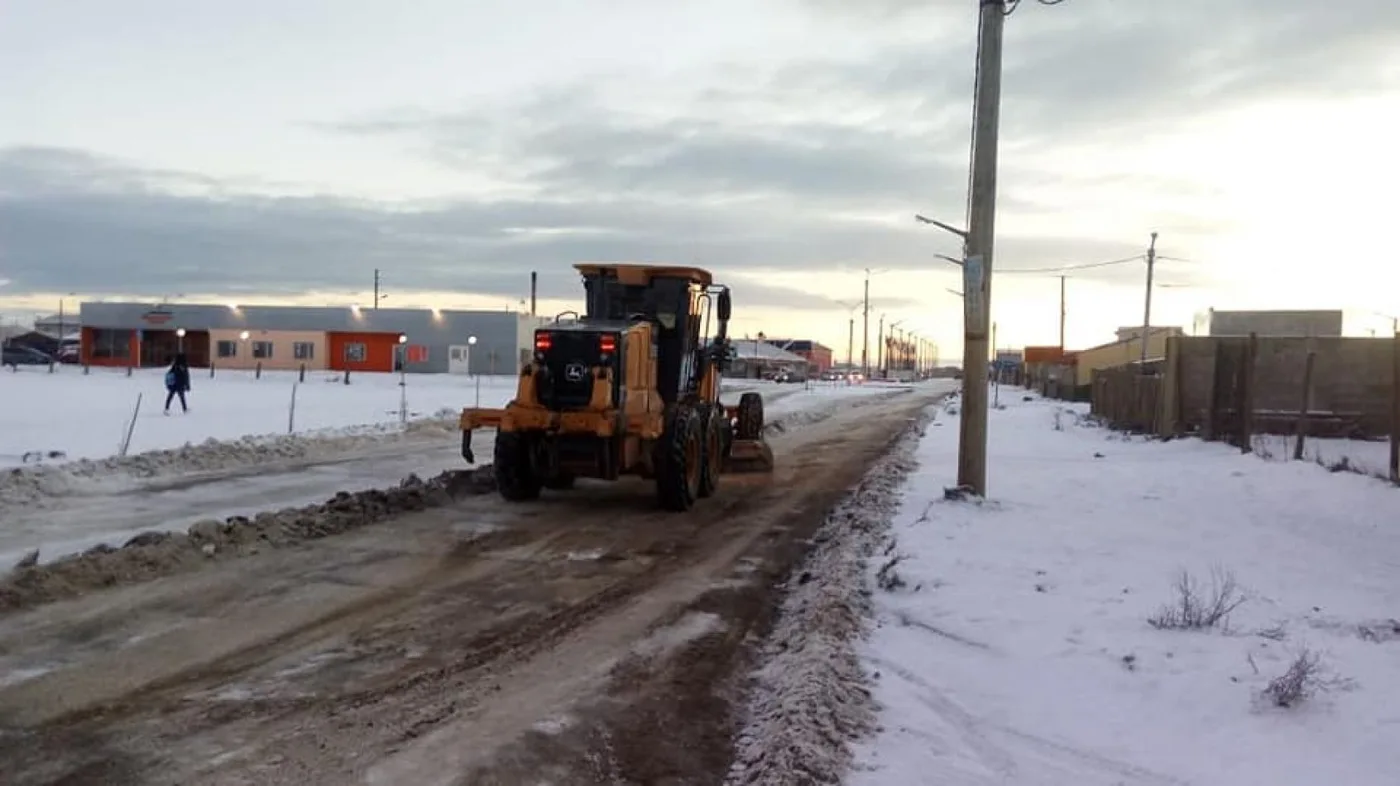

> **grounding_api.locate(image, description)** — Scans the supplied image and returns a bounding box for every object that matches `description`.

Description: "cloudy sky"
[2,0,1397,361]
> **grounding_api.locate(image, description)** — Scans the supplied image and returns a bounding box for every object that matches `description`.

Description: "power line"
[996,254,1145,275]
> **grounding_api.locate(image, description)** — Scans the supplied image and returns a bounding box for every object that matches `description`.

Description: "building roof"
[710,339,805,363]
[761,338,829,352]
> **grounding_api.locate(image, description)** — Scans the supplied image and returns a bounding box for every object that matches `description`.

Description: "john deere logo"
[564,362,587,382]
[141,308,174,325]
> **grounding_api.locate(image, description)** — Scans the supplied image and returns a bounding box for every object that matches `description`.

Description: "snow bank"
[724,400,933,786]
[851,389,1400,786]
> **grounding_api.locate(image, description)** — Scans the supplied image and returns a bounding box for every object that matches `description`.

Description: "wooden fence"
[1086,333,1400,483]
[1090,368,1163,434]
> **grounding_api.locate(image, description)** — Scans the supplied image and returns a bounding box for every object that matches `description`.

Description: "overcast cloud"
[1,0,1397,322]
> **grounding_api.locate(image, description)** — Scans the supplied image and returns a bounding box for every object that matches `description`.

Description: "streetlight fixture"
[175,327,186,355]
[467,335,480,406]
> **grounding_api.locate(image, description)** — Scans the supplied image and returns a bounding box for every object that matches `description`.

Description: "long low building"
[78,302,545,374]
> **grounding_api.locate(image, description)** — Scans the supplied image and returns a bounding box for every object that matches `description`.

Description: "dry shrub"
[1148,566,1246,631]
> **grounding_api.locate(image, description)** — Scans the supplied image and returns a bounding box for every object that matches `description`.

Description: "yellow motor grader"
[459,263,774,511]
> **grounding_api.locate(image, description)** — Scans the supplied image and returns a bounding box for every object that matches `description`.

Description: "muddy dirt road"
[0,385,946,786]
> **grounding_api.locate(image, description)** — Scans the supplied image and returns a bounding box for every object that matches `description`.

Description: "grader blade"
[723,437,775,474]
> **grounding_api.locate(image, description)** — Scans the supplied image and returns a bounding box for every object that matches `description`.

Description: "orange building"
[327,331,402,373]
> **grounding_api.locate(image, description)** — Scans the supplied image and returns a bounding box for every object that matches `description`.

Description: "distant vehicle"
[56,337,81,363]
[2,345,55,367]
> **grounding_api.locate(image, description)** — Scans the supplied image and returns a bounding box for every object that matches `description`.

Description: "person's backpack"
[165,369,177,388]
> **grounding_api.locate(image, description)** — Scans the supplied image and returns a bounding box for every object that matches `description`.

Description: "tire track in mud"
[0,386,938,786]
[451,397,941,785]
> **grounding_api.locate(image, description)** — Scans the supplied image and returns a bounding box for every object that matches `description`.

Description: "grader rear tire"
[494,431,542,501]
[698,408,723,498]
[736,392,764,440]
[656,407,703,511]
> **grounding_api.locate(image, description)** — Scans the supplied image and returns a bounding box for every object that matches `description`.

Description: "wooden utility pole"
[1058,275,1066,350]
[1139,231,1158,369]
[861,271,871,378]
[957,0,1006,496]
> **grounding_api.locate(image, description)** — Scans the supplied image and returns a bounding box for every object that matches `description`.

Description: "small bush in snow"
[1262,649,1323,708]
[876,555,906,591]
[1148,567,1246,631]
[1053,409,1064,431]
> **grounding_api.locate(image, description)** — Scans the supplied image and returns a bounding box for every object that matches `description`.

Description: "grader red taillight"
[599,333,617,357]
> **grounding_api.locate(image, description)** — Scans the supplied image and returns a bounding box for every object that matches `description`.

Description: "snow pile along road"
[0,414,462,515]
[848,391,1400,786]
[724,405,933,786]
[0,467,497,614]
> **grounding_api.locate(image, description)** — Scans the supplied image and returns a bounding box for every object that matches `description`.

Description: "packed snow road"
[0,384,946,786]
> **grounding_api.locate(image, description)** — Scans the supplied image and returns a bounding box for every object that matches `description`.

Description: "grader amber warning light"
[459,263,774,511]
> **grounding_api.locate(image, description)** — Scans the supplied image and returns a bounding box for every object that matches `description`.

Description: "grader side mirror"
[717,288,732,322]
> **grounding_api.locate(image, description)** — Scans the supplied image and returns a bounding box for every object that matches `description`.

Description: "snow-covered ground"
[851,392,1400,785]
[0,366,517,467]
[1252,432,1393,479]
[0,375,906,569]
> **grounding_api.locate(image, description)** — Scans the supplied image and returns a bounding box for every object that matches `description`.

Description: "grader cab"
[459,263,773,511]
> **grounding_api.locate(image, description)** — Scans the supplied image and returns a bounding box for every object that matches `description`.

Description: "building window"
[91,329,132,359]
[216,340,238,358]
[293,342,315,360]
[344,342,367,362]
[252,341,274,359]
[406,344,428,364]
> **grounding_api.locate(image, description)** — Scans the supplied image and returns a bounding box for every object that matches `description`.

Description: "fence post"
[1159,336,1180,437]
[288,383,299,435]
[119,393,143,456]
[256,362,263,379]
[1203,341,1220,441]
[209,362,215,378]
[1293,350,1316,461]
[1240,333,1258,453]
[299,363,306,383]
[1390,331,1399,483]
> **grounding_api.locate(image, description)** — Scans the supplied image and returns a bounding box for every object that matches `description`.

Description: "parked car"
[2,345,55,367]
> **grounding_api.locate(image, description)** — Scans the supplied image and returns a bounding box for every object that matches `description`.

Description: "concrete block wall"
[1172,336,1396,437]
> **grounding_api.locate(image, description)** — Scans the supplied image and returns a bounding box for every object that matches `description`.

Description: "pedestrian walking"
[163,355,191,414]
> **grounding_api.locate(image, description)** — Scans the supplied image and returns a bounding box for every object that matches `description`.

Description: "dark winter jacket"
[165,364,191,392]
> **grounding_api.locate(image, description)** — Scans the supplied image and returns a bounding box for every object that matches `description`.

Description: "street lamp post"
[467,335,479,407]
[175,328,186,357]
[397,333,409,423]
